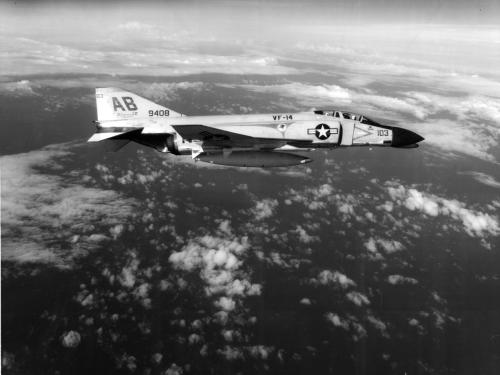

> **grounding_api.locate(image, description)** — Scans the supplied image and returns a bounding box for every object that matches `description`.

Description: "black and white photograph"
[1,0,499,374]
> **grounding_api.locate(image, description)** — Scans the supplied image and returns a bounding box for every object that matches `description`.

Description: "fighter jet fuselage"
[88,88,424,167]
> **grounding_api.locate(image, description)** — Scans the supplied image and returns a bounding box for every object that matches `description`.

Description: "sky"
[1,0,500,77]
[2,1,500,374]
[2,0,500,22]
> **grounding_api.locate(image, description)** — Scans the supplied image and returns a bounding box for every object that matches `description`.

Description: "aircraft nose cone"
[392,127,425,147]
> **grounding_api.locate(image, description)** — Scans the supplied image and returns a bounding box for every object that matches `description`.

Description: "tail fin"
[95,87,183,123]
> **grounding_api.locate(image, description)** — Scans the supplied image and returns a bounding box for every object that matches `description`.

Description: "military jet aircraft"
[88,88,424,167]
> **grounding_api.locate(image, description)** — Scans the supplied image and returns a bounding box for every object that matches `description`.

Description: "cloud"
[115,21,175,41]
[346,291,370,307]
[0,80,38,96]
[169,235,245,272]
[367,315,388,337]
[293,225,318,243]
[0,77,208,116]
[119,259,140,289]
[1,144,137,266]
[287,184,334,209]
[410,119,498,162]
[386,182,499,238]
[0,32,295,76]
[377,239,404,254]
[312,270,356,289]
[61,331,81,348]
[248,345,274,360]
[325,312,384,339]
[291,25,500,94]
[355,93,430,120]
[109,224,125,240]
[217,346,244,360]
[125,81,206,103]
[251,198,278,220]
[216,296,236,312]
[325,313,350,330]
[364,237,403,261]
[229,81,425,123]
[238,82,351,107]
[165,363,183,375]
[169,234,261,310]
[460,171,500,189]
[387,275,419,285]
[232,81,498,138]
[404,189,440,216]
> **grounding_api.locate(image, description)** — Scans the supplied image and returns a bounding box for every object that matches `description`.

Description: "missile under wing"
[88,88,424,167]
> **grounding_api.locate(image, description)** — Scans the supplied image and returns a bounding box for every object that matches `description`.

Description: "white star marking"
[317,124,329,139]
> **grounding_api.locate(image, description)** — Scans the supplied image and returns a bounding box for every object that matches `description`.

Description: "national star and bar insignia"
[307,123,332,140]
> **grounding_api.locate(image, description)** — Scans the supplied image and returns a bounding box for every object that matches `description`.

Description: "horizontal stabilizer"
[87,128,143,142]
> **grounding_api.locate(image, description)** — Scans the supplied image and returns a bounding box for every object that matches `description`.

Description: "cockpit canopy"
[314,109,381,126]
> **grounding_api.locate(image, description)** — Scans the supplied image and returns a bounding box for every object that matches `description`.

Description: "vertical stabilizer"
[95,87,183,123]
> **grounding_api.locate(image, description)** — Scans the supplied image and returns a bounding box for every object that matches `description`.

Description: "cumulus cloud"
[386,182,499,238]
[325,312,382,339]
[312,270,356,289]
[325,312,350,330]
[61,331,81,348]
[404,189,440,216]
[293,225,318,243]
[169,235,246,272]
[287,184,334,210]
[346,291,370,307]
[1,144,137,266]
[119,259,140,289]
[165,363,183,375]
[367,315,389,337]
[248,345,274,360]
[169,234,261,310]
[109,224,125,240]
[387,275,419,285]
[217,346,244,360]
[251,198,278,220]
[216,296,236,312]
[364,237,403,255]
[378,239,404,254]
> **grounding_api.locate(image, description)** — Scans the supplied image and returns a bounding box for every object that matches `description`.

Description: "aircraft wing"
[172,124,268,148]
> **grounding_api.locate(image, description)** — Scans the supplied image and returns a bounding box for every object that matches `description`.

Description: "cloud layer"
[1,144,137,266]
